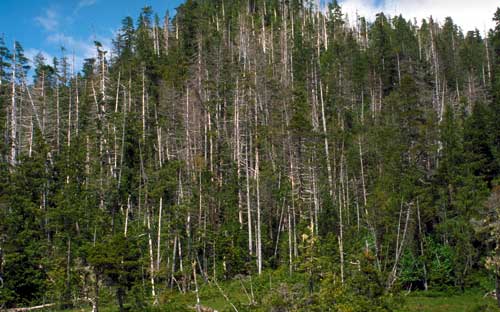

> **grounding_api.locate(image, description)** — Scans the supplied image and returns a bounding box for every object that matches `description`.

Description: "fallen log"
[5,303,55,312]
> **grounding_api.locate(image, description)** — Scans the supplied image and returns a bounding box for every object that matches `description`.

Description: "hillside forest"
[2,1,500,311]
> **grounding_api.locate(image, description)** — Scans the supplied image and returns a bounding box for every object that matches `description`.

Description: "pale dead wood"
[5,303,55,312]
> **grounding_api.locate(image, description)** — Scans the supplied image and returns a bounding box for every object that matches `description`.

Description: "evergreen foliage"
[1,1,500,310]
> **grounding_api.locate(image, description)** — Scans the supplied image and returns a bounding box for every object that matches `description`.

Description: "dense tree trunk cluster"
[1,0,500,310]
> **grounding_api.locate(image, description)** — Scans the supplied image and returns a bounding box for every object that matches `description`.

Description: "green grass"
[40,292,500,312]
[37,291,500,312]
[163,281,500,312]
[23,275,500,312]
[160,277,259,311]
[399,291,500,312]
[167,288,500,312]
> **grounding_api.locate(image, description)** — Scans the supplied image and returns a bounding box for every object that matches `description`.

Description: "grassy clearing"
[399,291,500,312]
[163,288,500,312]
[24,276,500,312]
[32,292,500,312]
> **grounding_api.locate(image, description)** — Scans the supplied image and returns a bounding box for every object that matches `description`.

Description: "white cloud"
[25,48,54,66]
[77,0,98,10]
[31,2,112,73]
[339,0,381,24]
[340,0,498,33]
[47,33,95,58]
[35,9,59,32]
[46,33,112,70]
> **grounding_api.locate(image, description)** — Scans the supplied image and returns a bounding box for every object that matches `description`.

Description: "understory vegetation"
[2,0,500,311]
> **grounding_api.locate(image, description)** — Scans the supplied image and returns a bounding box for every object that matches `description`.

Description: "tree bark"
[147,207,157,303]
[10,43,16,167]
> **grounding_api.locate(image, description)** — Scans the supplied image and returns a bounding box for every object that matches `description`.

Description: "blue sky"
[0,0,184,69]
[0,0,497,71]
[339,0,497,33]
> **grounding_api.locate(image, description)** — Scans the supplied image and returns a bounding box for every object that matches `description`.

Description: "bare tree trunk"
[100,50,106,100]
[21,76,50,167]
[114,71,121,113]
[255,147,262,275]
[142,68,146,142]
[274,199,285,258]
[67,70,72,149]
[245,140,253,256]
[40,71,46,133]
[156,116,163,169]
[171,234,178,289]
[74,54,79,136]
[28,114,33,158]
[185,87,192,174]
[147,207,158,304]
[5,303,56,312]
[235,79,243,226]
[10,45,16,167]
[124,195,130,237]
[178,236,184,288]
[358,137,367,207]
[338,151,345,285]
[388,201,411,289]
[319,81,334,199]
[429,21,441,120]
[193,261,201,312]
[56,78,60,152]
[157,197,162,271]
[396,53,401,85]
[485,35,492,83]
[358,134,380,269]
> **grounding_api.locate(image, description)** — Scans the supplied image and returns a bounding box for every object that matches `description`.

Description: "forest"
[1,0,500,311]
